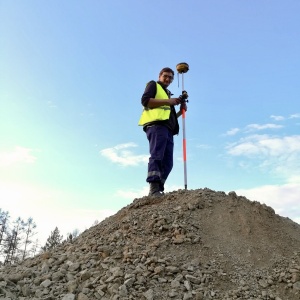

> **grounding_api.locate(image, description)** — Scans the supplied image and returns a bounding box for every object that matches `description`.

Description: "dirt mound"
[1,188,300,299]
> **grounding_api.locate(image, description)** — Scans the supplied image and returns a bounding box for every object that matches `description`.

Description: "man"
[138,67,187,197]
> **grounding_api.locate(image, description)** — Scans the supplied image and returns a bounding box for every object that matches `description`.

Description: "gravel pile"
[0,188,300,299]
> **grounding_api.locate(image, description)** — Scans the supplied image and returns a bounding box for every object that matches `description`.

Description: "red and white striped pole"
[176,63,189,190]
[181,100,188,190]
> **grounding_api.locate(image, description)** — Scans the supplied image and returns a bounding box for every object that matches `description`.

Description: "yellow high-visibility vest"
[138,83,171,126]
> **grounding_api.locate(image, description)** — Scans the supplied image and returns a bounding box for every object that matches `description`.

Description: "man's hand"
[180,102,187,112]
[176,103,188,118]
[168,98,181,106]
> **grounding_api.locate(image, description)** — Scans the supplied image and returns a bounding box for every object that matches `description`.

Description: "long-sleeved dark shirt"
[141,80,179,135]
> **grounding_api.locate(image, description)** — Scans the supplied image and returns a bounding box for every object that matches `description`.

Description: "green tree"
[0,211,38,263]
[4,217,25,265]
[30,239,40,256]
[22,217,37,261]
[42,227,63,251]
[66,228,80,243]
[0,210,10,245]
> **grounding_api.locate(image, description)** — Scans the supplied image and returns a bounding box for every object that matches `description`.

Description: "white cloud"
[225,128,240,136]
[227,134,300,157]
[100,143,148,166]
[0,146,37,167]
[289,113,300,119]
[223,122,284,138]
[270,115,285,121]
[226,134,300,180]
[245,123,283,132]
[234,183,300,225]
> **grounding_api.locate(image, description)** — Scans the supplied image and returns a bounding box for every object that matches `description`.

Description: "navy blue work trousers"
[146,125,174,185]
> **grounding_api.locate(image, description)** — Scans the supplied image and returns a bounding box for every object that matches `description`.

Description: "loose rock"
[0,188,300,299]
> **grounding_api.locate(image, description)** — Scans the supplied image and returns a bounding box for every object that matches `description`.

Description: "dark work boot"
[148,182,163,197]
[159,182,165,194]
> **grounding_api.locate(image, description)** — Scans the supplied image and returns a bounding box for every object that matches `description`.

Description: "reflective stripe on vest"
[138,83,171,126]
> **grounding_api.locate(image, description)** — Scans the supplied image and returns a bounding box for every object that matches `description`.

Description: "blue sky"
[1,0,300,246]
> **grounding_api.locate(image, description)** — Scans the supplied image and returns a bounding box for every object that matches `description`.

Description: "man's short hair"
[159,67,174,76]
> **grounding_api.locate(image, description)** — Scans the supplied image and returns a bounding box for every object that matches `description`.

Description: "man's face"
[159,72,174,87]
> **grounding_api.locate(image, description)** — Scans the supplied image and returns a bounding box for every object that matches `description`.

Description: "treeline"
[0,209,80,265]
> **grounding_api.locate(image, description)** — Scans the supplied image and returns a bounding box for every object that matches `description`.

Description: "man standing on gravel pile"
[138,67,187,197]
